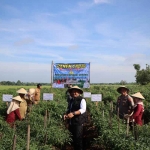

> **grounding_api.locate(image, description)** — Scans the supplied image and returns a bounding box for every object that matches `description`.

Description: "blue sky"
[0,0,150,83]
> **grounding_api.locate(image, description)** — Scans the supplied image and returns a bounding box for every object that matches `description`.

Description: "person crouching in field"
[64,86,86,150]
[6,96,22,127]
[130,92,145,126]
[17,88,28,119]
[116,86,134,119]
[25,88,35,112]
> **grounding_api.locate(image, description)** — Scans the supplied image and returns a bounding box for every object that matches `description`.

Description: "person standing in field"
[64,86,87,150]
[6,96,22,127]
[34,83,42,104]
[116,86,134,119]
[129,92,145,126]
[17,88,28,119]
[66,84,73,103]
[83,79,90,88]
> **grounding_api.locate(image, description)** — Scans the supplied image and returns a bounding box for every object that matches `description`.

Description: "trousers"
[69,125,83,150]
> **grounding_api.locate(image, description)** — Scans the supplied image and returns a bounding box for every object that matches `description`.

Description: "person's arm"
[132,104,142,118]
[33,89,38,100]
[15,109,22,120]
[67,99,86,118]
[128,96,134,112]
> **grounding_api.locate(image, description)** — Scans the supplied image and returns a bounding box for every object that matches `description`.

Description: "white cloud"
[94,0,111,4]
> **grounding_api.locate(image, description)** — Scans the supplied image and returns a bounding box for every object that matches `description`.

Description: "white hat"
[12,96,23,102]
[17,88,27,94]
[117,86,130,94]
[131,92,145,100]
[68,85,83,94]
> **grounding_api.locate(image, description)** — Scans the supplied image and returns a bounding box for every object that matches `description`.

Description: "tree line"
[0,80,50,86]
[1,64,150,86]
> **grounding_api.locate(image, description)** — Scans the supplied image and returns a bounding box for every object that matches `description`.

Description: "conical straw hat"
[29,88,35,94]
[17,88,27,94]
[12,96,23,102]
[131,92,145,100]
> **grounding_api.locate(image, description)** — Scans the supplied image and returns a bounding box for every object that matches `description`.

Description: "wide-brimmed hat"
[131,92,145,100]
[68,85,83,94]
[12,96,23,102]
[29,88,35,94]
[17,88,27,94]
[117,86,130,94]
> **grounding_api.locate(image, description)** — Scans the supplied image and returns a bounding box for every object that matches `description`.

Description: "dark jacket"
[67,96,87,125]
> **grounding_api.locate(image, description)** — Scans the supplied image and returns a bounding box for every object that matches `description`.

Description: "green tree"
[134,64,150,85]
[120,80,127,85]
[16,80,22,85]
[133,64,140,71]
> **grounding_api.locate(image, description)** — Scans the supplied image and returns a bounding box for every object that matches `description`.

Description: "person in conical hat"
[17,88,28,94]
[63,85,86,150]
[6,96,22,127]
[116,86,134,119]
[130,92,145,126]
[25,88,35,103]
[17,88,27,119]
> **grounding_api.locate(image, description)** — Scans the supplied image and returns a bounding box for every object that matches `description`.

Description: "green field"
[0,84,150,149]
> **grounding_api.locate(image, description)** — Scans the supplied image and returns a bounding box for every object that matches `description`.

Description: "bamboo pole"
[26,125,30,150]
[44,110,48,145]
[109,111,112,129]
[51,61,53,86]
[126,117,129,137]
[111,101,113,112]
[96,101,98,107]
[13,123,16,132]
[117,108,120,134]
[12,135,17,150]
[102,110,104,118]
[134,125,138,140]
[44,110,48,128]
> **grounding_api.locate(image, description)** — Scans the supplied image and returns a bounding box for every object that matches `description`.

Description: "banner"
[52,63,90,88]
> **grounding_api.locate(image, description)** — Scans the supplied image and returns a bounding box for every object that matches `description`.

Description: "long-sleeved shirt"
[132,103,144,126]
[6,109,22,125]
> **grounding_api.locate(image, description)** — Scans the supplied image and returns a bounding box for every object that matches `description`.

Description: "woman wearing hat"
[130,92,145,126]
[64,86,86,150]
[116,86,134,119]
[17,88,28,119]
[6,96,22,127]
